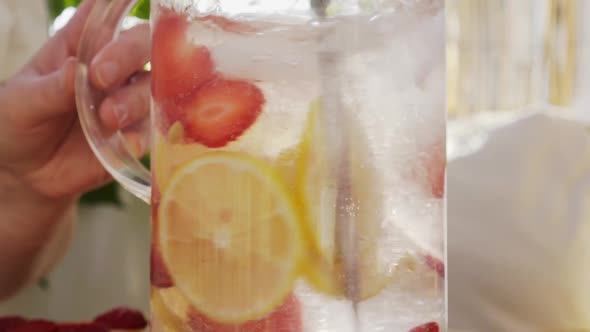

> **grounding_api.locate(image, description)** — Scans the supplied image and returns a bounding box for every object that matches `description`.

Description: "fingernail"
[113,103,128,127]
[129,137,145,157]
[97,61,119,87]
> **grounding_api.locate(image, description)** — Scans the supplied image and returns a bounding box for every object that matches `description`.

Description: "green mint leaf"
[130,0,151,19]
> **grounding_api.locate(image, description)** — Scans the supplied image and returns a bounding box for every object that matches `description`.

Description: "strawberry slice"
[152,9,216,102]
[425,140,445,198]
[151,174,161,206]
[262,294,302,332]
[408,140,445,199]
[424,254,445,279]
[409,322,439,332]
[151,245,174,288]
[157,99,193,138]
[187,293,302,332]
[150,196,174,288]
[178,77,265,148]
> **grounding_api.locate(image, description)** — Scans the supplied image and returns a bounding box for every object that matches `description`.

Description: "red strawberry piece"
[156,98,185,135]
[265,294,302,332]
[424,254,445,279]
[151,172,161,207]
[0,317,27,332]
[150,245,174,288]
[57,322,108,332]
[151,9,216,103]
[7,320,57,332]
[409,322,439,332]
[179,77,265,148]
[425,141,445,198]
[188,293,302,332]
[150,198,174,288]
[93,308,147,330]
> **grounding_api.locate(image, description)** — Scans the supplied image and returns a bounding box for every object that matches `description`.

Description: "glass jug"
[75,0,446,331]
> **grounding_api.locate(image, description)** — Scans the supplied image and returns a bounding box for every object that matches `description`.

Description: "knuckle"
[102,95,120,110]
[124,40,144,60]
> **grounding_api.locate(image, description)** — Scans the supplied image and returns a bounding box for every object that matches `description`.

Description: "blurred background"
[2,0,590,331]
[447,0,590,132]
[447,0,582,116]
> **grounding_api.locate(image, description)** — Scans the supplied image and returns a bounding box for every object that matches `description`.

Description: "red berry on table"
[57,322,108,332]
[179,77,265,148]
[93,308,147,330]
[7,320,57,332]
[0,316,27,332]
[151,10,216,102]
[409,322,439,332]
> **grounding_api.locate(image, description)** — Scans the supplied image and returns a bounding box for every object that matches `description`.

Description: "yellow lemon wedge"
[158,151,303,323]
[151,288,191,332]
[297,99,393,300]
[273,145,303,193]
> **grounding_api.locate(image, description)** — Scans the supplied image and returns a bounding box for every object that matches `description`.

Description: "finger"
[36,0,98,68]
[27,122,112,199]
[61,0,99,55]
[99,73,151,130]
[122,130,149,159]
[36,122,146,197]
[27,57,77,119]
[90,23,151,89]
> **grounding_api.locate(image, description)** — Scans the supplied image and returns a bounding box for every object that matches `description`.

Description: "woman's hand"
[0,0,151,299]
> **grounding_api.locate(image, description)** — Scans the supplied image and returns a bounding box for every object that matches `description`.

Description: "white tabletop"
[448,107,590,331]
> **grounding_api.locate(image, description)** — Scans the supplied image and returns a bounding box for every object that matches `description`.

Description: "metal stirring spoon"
[311,0,361,327]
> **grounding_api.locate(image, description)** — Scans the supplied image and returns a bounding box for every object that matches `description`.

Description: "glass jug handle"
[75,0,151,204]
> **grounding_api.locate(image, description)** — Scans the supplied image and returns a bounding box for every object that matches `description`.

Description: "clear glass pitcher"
[75,0,446,331]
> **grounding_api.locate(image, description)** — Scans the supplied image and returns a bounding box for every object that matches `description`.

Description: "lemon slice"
[158,151,303,323]
[154,122,207,192]
[298,99,392,300]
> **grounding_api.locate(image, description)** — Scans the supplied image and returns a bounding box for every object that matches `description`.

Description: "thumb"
[34,0,98,72]
[61,0,99,55]
[27,57,77,119]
